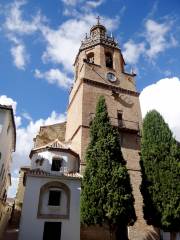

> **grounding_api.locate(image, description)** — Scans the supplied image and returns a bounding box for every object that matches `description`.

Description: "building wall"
[34,123,66,148]
[31,150,79,173]
[19,176,81,240]
[65,37,157,238]
[15,168,30,210]
[65,83,83,153]
[78,81,156,239]
[0,109,14,199]
[11,167,30,227]
[0,200,13,239]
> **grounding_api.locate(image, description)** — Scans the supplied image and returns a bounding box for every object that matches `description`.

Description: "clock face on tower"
[106,72,116,82]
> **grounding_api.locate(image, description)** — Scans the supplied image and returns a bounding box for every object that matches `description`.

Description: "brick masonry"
[65,23,159,239]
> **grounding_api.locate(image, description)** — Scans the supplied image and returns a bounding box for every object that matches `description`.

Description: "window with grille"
[48,190,61,206]
[51,158,62,171]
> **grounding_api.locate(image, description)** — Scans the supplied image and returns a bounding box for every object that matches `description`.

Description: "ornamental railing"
[51,166,68,175]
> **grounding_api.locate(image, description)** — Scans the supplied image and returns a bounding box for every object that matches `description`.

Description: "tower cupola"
[90,22,106,38]
[80,17,119,51]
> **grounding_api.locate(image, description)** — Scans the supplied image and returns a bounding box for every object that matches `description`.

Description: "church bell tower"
[65,19,156,239]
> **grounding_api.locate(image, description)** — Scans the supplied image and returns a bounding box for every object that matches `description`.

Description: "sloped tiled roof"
[29,138,78,158]
[44,138,67,149]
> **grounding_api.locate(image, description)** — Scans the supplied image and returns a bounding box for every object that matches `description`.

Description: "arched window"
[105,52,113,68]
[37,181,70,219]
[87,52,94,64]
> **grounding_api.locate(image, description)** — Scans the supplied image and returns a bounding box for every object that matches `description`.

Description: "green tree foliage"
[81,96,136,232]
[140,110,180,231]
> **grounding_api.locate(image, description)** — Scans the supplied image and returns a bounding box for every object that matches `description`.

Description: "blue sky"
[0,0,180,196]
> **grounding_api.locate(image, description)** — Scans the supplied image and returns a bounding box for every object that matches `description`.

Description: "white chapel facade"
[19,138,81,240]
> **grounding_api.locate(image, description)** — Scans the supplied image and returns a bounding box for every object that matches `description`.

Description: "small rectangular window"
[117,111,123,127]
[51,158,62,171]
[48,190,61,206]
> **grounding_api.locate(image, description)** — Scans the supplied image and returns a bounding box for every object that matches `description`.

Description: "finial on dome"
[96,16,100,25]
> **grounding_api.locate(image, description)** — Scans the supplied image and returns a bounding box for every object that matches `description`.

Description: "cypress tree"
[140,110,180,231]
[81,96,136,236]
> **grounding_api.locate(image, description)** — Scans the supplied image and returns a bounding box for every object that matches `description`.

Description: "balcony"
[89,113,139,133]
[114,119,139,133]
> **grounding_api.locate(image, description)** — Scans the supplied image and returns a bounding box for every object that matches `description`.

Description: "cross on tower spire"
[96,16,100,25]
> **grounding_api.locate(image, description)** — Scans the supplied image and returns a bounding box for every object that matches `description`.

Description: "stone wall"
[34,122,66,148]
[81,225,116,240]
[0,200,13,239]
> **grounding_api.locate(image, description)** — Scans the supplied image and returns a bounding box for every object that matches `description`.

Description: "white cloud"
[61,0,104,8]
[15,116,22,128]
[8,177,19,198]
[61,0,80,6]
[3,0,119,74]
[3,0,45,70]
[41,14,119,72]
[8,110,66,197]
[10,43,28,70]
[164,70,172,77]
[0,95,17,113]
[86,0,104,8]
[0,95,66,197]
[0,95,22,128]
[4,0,43,35]
[122,40,145,64]
[22,112,33,121]
[140,77,180,141]
[122,18,177,65]
[145,19,174,58]
[34,68,73,88]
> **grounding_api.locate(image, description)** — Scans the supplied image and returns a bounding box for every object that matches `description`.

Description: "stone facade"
[15,167,30,211]
[0,199,13,239]
[0,105,16,201]
[34,122,66,148]
[65,22,157,239]
[0,105,16,239]
[9,167,30,228]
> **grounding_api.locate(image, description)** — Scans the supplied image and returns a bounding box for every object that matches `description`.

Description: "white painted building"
[19,139,81,240]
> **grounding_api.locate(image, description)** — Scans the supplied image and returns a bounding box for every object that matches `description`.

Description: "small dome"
[90,24,106,37]
[90,24,106,33]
